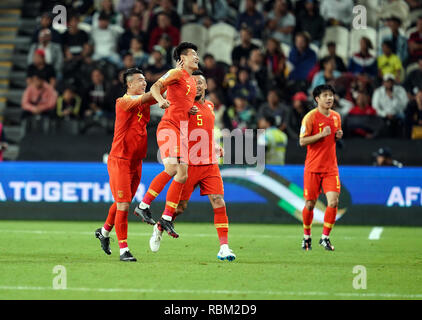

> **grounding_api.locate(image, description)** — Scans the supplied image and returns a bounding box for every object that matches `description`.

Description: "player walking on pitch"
[95,68,159,262]
[299,84,343,251]
[149,70,236,261]
[134,42,199,238]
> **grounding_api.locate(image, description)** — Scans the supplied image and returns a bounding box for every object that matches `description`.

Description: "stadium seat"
[205,37,233,65]
[349,27,378,57]
[356,0,382,28]
[406,26,417,39]
[377,26,406,50]
[208,22,238,42]
[322,26,349,61]
[407,8,422,28]
[280,43,290,58]
[406,62,419,76]
[78,22,92,33]
[181,23,208,58]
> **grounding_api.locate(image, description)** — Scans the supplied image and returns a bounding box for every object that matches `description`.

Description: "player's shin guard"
[302,207,314,236]
[104,202,117,232]
[143,171,172,205]
[162,180,184,221]
[115,210,129,248]
[214,206,229,245]
[322,206,337,237]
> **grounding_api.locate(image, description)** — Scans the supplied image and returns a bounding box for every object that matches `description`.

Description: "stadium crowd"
[21,0,422,164]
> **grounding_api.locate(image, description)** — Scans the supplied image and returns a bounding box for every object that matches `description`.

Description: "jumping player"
[134,42,199,238]
[299,84,343,251]
[95,68,160,262]
[149,70,236,261]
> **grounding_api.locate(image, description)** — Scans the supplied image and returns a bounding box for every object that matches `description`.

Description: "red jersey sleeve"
[300,109,316,138]
[116,94,145,112]
[158,69,184,88]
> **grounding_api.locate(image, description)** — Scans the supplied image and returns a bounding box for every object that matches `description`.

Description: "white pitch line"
[0,229,356,240]
[368,227,384,240]
[0,285,421,299]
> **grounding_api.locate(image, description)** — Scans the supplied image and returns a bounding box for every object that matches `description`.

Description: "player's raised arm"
[151,68,184,109]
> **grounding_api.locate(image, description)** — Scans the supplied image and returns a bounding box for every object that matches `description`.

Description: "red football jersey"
[300,108,342,173]
[159,69,197,128]
[109,94,153,160]
[188,99,217,165]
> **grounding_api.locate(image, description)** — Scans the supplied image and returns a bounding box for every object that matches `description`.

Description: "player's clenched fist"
[321,126,331,137]
[189,105,199,115]
[335,129,343,140]
[159,99,170,109]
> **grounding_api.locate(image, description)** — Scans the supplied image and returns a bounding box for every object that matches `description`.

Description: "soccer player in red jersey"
[148,70,236,261]
[95,68,160,262]
[299,84,343,251]
[133,42,199,238]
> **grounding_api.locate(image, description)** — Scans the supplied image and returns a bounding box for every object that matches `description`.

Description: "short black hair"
[192,69,204,77]
[313,84,336,101]
[99,12,110,21]
[173,42,198,62]
[123,68,143,87]
[264,115,276,127]
[382,40,394,50]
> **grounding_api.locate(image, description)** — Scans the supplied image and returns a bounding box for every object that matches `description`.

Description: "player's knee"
[305,200,315,210]
[164,165,177,177]
[211,195,225,208]
[175,172,188,183]
[116,202,130,212]
[328,198,339,208]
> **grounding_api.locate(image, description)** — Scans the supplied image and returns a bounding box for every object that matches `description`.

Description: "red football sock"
[104,202,117,232]
[143,171,172,205]
[115,210,128,249]
[214,206,228,245]
[322,206,337,237]
[162,180,184,220]
[302,207,314,236]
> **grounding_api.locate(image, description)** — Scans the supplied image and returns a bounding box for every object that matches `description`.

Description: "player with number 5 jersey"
[299,84,343,252]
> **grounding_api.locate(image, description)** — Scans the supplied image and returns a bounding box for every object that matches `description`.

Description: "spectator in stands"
[62,14,89,61]
[31,12,62,44]
[379,16,408,64]
[0,119,9,161]
[121,53,136,70]
[288,32,317,82]
[322,42,347,73]
[372,73,408,136]
[118,14,147,56]
[266,0,296,46]
[257,89,288,130]
[405,88,422,139]
[207,91,226,129]
[105,69,126,112]
[348,37,378,79]
[56,86,82,119]
[131,0,152,32]
[404,56,422,98]
[264,37,284,78]
[248,48,269,99]
[225,94,256,130]
[310,57,341,91]
[372,147,403,168]
[408,16,422,63]
[379,0,409,25]
[203,54,226,88]
[92,0,123,28]
[26,49,56,88]
[406,0,422,10]
[28,29,63,78]
[147,0,182,35]
[235,0,265,39]
[285,91,310,139]
[145,45,169,86]
[257,115,288,165]
[21,72,58,119]
[128,36,150,69]
[319,0,354,27]
[223,65,238,91]
[347,92,378,138]
[229,67,258,105]
[157,33,174,66]
[84,68,111,120]
[296,0,325,46]
[91,12,121,66]
[377,40,403,82]
[231,25,259,67]
[148,12,180,52]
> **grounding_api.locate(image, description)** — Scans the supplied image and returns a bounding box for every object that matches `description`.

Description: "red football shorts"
[303,171,341,200]
[108,155,142,203]
[180,164,224,201]
[156,120,189,163]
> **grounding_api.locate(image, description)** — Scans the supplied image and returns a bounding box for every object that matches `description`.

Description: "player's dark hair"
[264,115,276,127]
[123,67,143,87]
[192,70,204,77]
[312,84,336,102]
[173,42,198,62]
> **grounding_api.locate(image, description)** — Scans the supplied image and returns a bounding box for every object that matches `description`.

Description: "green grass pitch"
[0,220,421,300]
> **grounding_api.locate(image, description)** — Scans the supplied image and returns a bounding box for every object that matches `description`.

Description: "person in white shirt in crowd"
[319,0,355,27]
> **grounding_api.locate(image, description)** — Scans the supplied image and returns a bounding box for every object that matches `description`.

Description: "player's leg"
[114,201,135,261]
[302,172,322,250]
[158,162,188,238]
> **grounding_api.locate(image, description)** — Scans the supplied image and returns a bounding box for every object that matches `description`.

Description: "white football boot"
[149,223,163,252]
[217,244,236,261]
